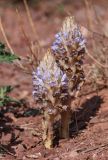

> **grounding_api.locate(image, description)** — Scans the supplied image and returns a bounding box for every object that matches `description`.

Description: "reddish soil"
[0,0,108,159]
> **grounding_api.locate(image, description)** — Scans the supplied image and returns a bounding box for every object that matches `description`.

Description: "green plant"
[0,42,21,107]
[0,86,20,107]
[0,42,19,63]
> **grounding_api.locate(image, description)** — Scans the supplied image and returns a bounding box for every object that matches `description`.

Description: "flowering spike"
[32,50,69,107]
[32,49,71,148]
[51,17,86,139]
[32,16,86,148]
[51,16,86,97]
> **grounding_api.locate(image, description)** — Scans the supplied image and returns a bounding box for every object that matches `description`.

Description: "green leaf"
[0,86,21,107]
[0,86,13,98]
[0,42,20,63]
[0,54,19,63]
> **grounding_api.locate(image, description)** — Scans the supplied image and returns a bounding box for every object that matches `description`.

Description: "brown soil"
[0,0,108,159]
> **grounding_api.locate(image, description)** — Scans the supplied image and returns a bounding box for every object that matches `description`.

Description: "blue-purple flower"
[32,51,68,103]
[51,18,86,56]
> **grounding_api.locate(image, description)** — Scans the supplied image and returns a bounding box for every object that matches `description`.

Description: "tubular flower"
[51,16,86,97]
[32,50,69,112]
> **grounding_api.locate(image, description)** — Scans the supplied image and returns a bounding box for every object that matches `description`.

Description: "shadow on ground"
[0,100,41,156]
[70,95,103,137]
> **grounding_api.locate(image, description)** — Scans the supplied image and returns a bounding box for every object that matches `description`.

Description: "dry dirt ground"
[0,0,108,159]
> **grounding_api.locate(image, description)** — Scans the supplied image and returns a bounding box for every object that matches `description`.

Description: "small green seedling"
[0,42,19,63]
[0,86,20,107]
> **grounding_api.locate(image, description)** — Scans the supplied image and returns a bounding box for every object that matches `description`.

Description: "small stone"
[68,150,78,158]
[53,157,60,160]
[26,153,41,159]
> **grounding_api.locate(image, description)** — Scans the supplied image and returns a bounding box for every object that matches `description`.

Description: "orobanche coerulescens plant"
[0,0,86,150]
[32,17,86,148]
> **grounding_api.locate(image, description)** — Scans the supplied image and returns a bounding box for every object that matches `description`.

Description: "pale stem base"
[42,110,55,149]
[60,109,71,139]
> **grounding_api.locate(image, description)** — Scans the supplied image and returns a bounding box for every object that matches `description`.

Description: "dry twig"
[0,18,14,54]
[76,142,108,153]
[23,0,36,36]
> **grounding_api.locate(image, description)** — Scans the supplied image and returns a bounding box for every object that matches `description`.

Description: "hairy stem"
[60,109,71,138]
[42,110,55,149]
